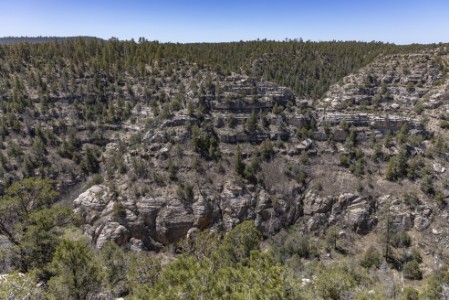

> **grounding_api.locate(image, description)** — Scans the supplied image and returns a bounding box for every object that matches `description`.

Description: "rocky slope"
[1,39,449,275]
[72,45,449,275]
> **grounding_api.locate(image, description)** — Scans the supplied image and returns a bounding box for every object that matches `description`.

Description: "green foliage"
[414,102,424,115]
[401,287,419,300]
[410,248,423,263]
[440,120,449,129]
[314,265,357,300]
[219,220,262,265]
[0,271,44,299]
[435,190,446,206]
[100,241,129,297]
[91,173,103,185]
[325,225,339,250]
[167,157,177,180]
[0,37,448,300]
[21,205,78,270]
[243,163,257,183]
[130,221,284,299]
[271,228,317,261]
[360,246,383,269]
[422,268,449,299]
[259,139,274,160]
[245,110,258,132]
[397,124,409,144]
[421,174,435,195]
[80,147,100,175]
[403,260,422,280]
[176,183,194,203]
[340,119,349,131]
[346,129,358,148]
[127,252,162,295]
[112,201,127,219]
[190,125,220,160]
[234,145,245,177]
[390,231,412,248]
[339,153,351,168]
[385,149,408,181]
[47,239,102,300]
[0,177,75,271]
[133,251,286,300]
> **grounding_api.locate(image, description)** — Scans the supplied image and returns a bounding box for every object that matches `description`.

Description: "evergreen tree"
[47,239,102,300]
[246,110,258,132]
[0,177,74,271]
[234,145,245,177]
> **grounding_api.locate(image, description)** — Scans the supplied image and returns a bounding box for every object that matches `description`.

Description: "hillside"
[1,39,449,299]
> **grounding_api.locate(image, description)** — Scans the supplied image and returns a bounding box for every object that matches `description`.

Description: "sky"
[1,0,448,44]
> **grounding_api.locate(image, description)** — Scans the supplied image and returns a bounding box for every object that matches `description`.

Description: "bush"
[220,221,262,265]
[391,231,412,248]
[401,287,419,300]
[403,260,422,280]
[339,153,351,168]
[259,139,273,160]
[360,246,383,269]
[177,184,194,203]
[414,103,424,115]
[92,174,103,185]
[421,175,435,195]
[112,202,126,219]
[314,266,356,300]
[410,248,422,263]
[440,120,449,129]
[285,234,317,259]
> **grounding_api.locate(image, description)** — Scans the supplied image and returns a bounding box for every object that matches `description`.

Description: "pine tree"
[235,145,245,177]
[47,239,102,300]
[246,110,258,132]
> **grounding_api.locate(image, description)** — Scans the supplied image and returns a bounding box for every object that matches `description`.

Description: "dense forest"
[0,38,439,96]
[1,38,449,299]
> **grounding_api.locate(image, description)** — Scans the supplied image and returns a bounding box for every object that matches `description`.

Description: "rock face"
[301,192,376,234]
[318,112,421,131]
[76,181,430,250]
[74,183,303,248]
[73,185,111,224]
[321,51,446,110]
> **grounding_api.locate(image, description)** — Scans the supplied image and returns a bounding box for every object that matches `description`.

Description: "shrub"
[440,120,449,129]
[285,234,317,259]
[112,202,126,219]
[219,221,262,265]
[92,174,103,185]
[435,190,446,206]
[177,184,194,203]
[391,231,412,248]
[339,153,351,168]
[415,102,424,115]
[259,139,273,160]
[314,266,356,300]
[401,287,419,300]
[421,175,435,195]
[360,246,383,269]
[410,248,422,263]
[403,260,422,280]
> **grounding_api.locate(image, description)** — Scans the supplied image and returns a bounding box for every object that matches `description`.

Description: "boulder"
[303,192,333,215]
[73,185,111,224]
[433,163,446,173]
[95,222,130,249]
[297,138,313,151]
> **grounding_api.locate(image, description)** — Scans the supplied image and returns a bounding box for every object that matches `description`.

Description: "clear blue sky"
[1,0,448,44]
